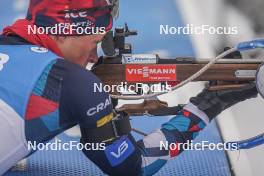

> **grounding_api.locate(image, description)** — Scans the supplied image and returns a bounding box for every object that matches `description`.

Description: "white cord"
[110,48,237,100]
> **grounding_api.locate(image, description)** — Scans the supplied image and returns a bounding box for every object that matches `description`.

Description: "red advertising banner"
[125,65,177,82]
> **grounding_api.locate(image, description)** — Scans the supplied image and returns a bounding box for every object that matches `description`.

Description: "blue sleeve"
[59,61,113,128]
[81,111,207,176]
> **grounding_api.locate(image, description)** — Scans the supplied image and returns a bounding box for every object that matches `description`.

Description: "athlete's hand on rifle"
[189,82,258,120]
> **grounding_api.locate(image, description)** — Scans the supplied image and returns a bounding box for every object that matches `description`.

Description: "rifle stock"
[91,59,260,115]
[92,61,260,86]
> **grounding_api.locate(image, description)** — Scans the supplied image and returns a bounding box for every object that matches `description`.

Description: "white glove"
[256,63,264,98]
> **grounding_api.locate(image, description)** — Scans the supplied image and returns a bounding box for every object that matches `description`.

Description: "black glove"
[190,83,258,120]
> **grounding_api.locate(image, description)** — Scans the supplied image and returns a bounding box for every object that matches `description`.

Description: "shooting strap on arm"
[80,114,131,143]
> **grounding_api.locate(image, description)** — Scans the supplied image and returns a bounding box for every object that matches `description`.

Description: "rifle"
[92,24,264,116]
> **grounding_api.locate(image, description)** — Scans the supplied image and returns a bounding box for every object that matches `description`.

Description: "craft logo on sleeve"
[125,64,177,82]
[86,96,112,116]
[0,53,9,71]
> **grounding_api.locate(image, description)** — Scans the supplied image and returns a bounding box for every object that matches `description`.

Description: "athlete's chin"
[67,55,98,67]
[77,56,96,66]
[79,58,98,68]
[86,57,98,63]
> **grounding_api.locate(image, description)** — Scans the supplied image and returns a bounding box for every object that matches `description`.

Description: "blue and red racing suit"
[0,35,211,176]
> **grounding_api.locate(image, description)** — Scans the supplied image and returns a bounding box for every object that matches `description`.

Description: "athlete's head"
[26,0,119,66]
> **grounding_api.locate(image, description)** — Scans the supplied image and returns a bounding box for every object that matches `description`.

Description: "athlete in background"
[0,0,258,175]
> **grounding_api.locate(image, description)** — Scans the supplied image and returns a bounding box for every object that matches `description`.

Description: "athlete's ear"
[49,35,69,58]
